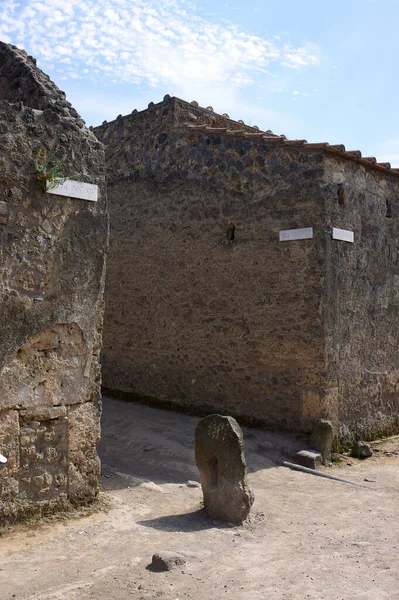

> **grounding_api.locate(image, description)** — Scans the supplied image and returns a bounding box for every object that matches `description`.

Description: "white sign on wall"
[279,227,314,242]
[46,179,98,202]
[332,227,354,243]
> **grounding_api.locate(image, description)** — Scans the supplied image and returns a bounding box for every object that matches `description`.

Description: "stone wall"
[95,98,328,432]
[0,44,108,522]
[96,97,399,445]
[322,157,399,445]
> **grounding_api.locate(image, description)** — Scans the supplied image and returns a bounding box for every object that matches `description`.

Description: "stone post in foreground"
[195,414,254,523]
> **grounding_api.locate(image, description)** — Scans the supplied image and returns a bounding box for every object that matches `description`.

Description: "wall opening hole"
[386,200,392,218]
[337,183,345,205]
[208,455,219,490]
[225,221,235,241]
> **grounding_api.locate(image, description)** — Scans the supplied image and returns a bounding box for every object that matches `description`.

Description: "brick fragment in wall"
[19,406,68,422]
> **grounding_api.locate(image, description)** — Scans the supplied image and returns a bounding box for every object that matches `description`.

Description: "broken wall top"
[0,42,80,119]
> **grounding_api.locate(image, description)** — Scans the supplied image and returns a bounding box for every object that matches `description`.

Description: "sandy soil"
[1,397,398,600]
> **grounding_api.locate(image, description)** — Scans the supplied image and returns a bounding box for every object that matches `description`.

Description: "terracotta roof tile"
[304,142,330,149]
[202,127,227,133]
[328,144,346,152]
[225,130,246,135]
[284,139,307,145]
[262,136,286,142]
[244,132,268,138]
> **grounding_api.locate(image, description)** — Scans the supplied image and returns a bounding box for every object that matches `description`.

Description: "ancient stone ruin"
[195,414,254,523]
[94,96,399,447]
[310,418,334,463]
[0,43,108,522]
[2,39,399,524]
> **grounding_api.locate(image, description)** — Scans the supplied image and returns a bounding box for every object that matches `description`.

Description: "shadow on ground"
[137,508,239,532]
[99,395,306,492]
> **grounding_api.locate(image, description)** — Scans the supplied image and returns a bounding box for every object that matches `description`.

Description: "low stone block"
[19,406,68,422]
[195,414,254,523]
[310,419,334,463]
[295,450,323,469]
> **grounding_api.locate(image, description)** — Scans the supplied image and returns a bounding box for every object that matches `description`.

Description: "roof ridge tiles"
[262,135,285,142]
[243,132,268,138]
[203,127,228,132]
[182,125,399,177]
[284,139,307,145]
[328,144,346,151]
[305,142,330,149]
[99,96,398,177]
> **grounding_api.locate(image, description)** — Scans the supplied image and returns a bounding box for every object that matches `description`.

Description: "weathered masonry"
[95,95,399,447]
[0,43,108,521]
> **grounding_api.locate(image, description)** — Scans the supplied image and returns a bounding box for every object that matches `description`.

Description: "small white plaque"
[279,227,313,242]
[46,179,98,202]
[0,453,7,464]
[332,227,354,243]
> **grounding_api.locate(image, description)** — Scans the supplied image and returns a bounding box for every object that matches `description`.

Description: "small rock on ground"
[140,481,165,493]
[354,441,373,459]
[151,551,186,572]
[186,480,201,488]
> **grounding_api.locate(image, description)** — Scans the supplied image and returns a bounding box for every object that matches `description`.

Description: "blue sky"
[1,0,398,164]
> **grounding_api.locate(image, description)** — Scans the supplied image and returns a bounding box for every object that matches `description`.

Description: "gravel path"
[1,397,398,600]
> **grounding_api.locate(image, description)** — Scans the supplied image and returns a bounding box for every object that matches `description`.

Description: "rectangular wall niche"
[279,227,314,242]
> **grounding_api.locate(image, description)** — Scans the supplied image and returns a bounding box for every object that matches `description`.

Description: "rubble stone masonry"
[0,43,108,522]
[95,96,399,447]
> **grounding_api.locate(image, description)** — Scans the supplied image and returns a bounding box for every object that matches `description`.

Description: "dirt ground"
[1,397,398,600]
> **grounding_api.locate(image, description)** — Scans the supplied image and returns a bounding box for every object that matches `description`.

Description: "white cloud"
[0,0,321,93]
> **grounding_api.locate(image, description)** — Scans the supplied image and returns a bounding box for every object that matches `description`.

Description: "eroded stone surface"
[0,42,107,522]
[310,419,334,463]
[195,414,254,523]
[68,402,102,504]
[0,323,89,411]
